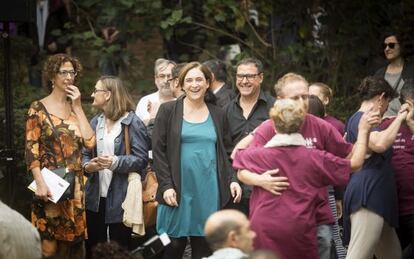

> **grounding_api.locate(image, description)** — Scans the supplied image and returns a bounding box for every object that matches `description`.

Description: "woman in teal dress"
[152,62,242,258]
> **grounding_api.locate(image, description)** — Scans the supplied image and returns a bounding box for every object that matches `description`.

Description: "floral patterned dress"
[25,101,95,241]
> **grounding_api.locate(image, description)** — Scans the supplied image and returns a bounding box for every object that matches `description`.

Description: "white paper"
[28,168,70,203]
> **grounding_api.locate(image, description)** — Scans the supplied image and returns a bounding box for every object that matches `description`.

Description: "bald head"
[204,209,255,253]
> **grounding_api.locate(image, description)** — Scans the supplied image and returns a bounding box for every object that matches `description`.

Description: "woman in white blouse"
[82,76,150,258]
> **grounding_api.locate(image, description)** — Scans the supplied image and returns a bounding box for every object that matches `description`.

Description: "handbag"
[124,126,158,227]
[40,103,76,201]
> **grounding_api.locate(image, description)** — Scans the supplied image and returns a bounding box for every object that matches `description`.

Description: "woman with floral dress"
[25,54,95,258]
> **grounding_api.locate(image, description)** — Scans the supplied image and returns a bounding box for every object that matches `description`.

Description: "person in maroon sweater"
[233,98,378,259]
[380,79,414,256]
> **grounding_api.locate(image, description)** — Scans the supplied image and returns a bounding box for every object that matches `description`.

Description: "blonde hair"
[274,72,308,98]
[269,99,305,134]
[310,82,333,103]
[99,76,136,121]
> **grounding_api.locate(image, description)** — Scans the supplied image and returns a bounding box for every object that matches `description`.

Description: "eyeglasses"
[92,89,108,94]
[236,73,261,81]
[58,70,77,77]
[167,77,177,83]
[383,42,399,49]
[157,74,173,80]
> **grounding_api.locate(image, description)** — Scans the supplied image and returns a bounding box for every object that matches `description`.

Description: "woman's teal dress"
[157,115,220,237]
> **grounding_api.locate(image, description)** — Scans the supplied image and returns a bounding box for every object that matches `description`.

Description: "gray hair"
[154,58,176,75]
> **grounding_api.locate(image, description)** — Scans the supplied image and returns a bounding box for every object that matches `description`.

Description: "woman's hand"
[96,155,113,169]
[35,182,52,202]
[230,182,242,203]
[163,188,178,207]
[84,157,103,173]
[66,85,82,109]
[359,109,381,132]
[258,169,289,195]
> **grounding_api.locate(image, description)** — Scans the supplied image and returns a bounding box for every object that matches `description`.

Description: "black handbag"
[40,103,76,201]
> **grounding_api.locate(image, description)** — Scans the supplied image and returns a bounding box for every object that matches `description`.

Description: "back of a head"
[204,209,246,251]
[92,241,134,259]
[308,95,325,118]
[358,76,397,101]
[400,78,414,103]
[203,59,227,82]
[269,99,305,134]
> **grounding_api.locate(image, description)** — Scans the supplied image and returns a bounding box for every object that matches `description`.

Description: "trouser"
[85,198,132,259]
[317,224,333,259]
[42,238,85,259]
[225,197,250,217]
[163,236,211,259]
[345,208,401,259]
[398,214,414,259]
[328,192,346,259]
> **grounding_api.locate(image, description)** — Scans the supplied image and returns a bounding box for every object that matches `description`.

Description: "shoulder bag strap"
[124,125,131,155]
[39,102,68,168]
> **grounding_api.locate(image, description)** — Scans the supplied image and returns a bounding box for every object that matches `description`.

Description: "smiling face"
[384,35,401,62]
[236,64,263,98]
[182,67,209,102]
[53,62,76,92]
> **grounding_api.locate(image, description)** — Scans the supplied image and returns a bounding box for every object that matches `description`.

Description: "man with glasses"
[225,57,275,215]
[168,62,187,98]
[136,58,176,125]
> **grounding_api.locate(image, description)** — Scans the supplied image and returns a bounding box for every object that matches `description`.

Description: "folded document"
[28,168,70,203]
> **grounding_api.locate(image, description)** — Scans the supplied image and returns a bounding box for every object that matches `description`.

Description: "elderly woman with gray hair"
[233,99,378,259]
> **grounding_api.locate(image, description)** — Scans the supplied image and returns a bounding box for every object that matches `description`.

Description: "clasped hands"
[85,155,114,172]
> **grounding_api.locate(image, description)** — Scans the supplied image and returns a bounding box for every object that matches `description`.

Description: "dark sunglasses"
[383,42,399,49]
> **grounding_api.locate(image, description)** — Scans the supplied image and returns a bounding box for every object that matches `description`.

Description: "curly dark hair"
[42,54,82,93]
[358,76,397,101]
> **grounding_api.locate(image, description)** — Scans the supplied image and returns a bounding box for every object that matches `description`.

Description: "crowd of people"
[10,30,414,259]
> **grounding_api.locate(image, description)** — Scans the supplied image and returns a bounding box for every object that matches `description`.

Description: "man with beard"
[136,58,176,125]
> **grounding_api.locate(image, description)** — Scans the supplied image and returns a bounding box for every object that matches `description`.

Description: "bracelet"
[83,162,91,173]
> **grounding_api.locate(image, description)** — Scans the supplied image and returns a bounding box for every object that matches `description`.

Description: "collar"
[235,89,268,105]
[265,133,306,147]
[208,247,248,259]
[97,111,135,127]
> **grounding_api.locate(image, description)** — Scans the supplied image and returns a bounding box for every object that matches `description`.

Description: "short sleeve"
[308,150,351,188]
[250,119,275,148]
[233,148,267,174]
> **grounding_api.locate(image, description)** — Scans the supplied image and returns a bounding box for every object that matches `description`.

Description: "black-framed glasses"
[236,73,262,81]
[58,70,77,77]
[167,77,177,83]
[383,42,399,49]
[157,73,173,80]
[92,89,108,94]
